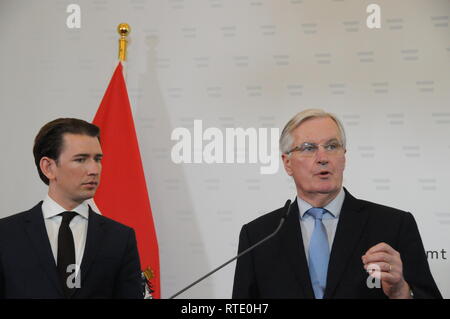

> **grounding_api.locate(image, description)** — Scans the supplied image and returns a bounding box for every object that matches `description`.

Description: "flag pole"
[117,23,131,61]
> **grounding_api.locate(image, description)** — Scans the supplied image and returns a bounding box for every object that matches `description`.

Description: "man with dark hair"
[0,118,144,299]
[33,118,101,185]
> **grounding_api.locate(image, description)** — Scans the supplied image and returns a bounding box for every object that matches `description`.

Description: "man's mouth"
[82,182,98,187]
[317,171,331,177]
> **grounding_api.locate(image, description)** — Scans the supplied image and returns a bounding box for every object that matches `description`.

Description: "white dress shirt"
[41,195,89,271]
[297,188,345,263]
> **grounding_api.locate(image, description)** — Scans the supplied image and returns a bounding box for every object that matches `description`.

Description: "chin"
[78,192,96,201]
[315,184,339,194]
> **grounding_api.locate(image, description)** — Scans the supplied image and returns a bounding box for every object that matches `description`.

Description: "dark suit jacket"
[232,189,442,299]
[0,202,144,299]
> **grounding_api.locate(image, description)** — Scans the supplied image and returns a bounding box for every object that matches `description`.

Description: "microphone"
[168,199,293,299]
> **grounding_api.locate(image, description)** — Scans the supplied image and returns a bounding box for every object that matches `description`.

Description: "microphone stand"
[168,199,292,299]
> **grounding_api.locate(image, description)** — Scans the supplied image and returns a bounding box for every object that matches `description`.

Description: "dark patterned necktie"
[57,211,78,297]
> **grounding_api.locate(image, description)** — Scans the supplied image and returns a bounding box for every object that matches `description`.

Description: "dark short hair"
[33,118,100,185]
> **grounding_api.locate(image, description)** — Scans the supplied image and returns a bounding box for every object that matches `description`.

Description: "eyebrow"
[301,138,341,145]
[72,153,103,158]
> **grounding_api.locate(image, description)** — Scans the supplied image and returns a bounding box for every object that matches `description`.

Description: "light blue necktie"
[306,207,330,299]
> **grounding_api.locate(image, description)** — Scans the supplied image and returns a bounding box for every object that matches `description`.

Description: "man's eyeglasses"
[286,141,344,157]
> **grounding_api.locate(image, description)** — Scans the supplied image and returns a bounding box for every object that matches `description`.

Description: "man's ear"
[343,149,347,169]
[40,157,57,182]
[281,153,294,176]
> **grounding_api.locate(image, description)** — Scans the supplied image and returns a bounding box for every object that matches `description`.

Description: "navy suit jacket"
[0,202,143,299]
[232,189,442,299]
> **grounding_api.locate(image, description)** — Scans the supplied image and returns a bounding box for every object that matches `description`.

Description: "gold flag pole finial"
[117,23,131,61]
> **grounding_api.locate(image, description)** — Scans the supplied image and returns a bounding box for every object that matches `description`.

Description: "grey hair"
[279,108,346,154]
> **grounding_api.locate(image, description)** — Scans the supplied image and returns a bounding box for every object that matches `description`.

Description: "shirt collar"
[297,188,345,219]
[42,194,90,220]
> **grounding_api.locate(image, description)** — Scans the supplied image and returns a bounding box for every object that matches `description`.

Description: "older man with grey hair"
[232,108,441,299]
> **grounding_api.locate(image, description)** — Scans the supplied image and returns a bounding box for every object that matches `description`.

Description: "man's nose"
[315,146,329,165]
[87,159,101,175]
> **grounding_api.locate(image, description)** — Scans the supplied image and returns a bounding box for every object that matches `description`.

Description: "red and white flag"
[93,62,160,298]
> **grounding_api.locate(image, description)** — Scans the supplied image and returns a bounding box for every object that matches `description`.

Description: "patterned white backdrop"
[0,0,449,298]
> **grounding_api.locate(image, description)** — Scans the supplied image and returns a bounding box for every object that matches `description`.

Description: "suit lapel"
[24,202,64,296]
[72,207,105,297]
[279,199,315,298]
[324,189,369,298]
